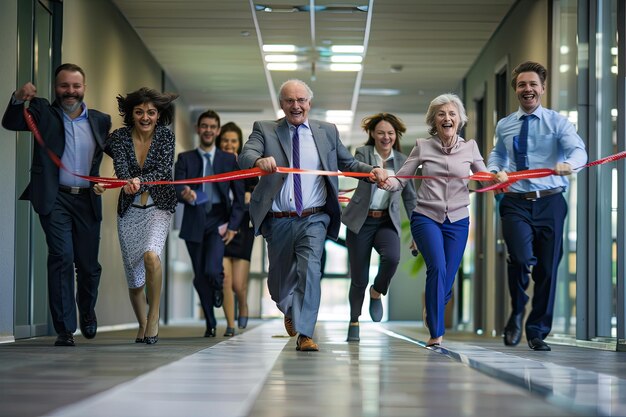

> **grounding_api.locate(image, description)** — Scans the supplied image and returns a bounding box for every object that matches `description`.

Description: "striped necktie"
[292,125,303,216]
[514,115,530,171]
[203,152,213,213]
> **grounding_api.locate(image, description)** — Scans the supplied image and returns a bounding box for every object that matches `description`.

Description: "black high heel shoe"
[237,316,248,329]
[135,337,145,343]
[224,327,235,337]
[144,334,159,345]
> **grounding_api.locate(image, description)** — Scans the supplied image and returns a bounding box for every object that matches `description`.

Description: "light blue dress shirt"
[486,105,587,193]
[272,121,326,212]
[59,104,96,188]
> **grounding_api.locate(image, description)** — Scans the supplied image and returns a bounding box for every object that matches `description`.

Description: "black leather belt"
[131,203,156,209]
[59,185,90,195]
[368,209,389,218]
[506,187,564,201]
[269,206,324,218]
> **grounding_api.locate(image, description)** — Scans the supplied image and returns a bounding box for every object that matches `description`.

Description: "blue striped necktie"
[292,125,303,216]
[203,152,213,213]
[514,115,530,171]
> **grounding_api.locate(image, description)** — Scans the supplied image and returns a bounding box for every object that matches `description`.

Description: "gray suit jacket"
[239,118,374,240]
[342,145,417,235]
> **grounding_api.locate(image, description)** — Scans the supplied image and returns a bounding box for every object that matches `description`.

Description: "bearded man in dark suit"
[2,63,111,346]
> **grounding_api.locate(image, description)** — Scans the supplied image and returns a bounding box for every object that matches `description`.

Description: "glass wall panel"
[552,0,581,336]
[595,0,618,339]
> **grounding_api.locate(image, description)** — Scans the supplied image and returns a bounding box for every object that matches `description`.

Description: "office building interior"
[0,0,625,416]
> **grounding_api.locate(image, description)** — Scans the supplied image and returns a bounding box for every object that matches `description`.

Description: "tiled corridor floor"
[1,320,624,417]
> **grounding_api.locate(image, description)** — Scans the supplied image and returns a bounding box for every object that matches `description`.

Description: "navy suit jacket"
[174,148,245,243]
[2,96,111,219]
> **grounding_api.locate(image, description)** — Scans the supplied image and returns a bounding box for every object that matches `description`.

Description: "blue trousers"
[500,193,567,340]
[39,192,101,335]
[411,213,469,338]
[185,205,227,330]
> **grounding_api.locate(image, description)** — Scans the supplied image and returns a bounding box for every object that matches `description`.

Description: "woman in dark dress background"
[217,122,257,335]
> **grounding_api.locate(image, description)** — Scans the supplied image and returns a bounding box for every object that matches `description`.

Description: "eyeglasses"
[281,98,309,105]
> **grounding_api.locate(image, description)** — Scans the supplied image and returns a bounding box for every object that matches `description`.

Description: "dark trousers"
[346,217,400,322]
[500,193,567,340]
[185,205,226,329]
[38,192,102,335]
[411,213,469,338]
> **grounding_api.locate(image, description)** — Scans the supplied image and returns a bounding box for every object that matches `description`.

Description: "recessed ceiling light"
[331,45,364,54]
[330,63,362,72]
[264,55,298,62]
[267,63,298,71]
[263,44,296,52]
[331,55,363,63]
[360,88,400,96]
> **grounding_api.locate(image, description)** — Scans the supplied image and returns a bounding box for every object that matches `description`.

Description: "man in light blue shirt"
[487,61,587,351]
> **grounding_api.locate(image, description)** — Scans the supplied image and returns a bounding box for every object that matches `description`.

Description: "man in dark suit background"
[239,79,388,351]
[175,110,244,337]
[2,63,111,346]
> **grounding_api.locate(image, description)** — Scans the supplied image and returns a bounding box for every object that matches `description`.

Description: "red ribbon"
[22,107,626,192]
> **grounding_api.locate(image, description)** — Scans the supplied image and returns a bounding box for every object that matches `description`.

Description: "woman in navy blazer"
[342,113,417,342]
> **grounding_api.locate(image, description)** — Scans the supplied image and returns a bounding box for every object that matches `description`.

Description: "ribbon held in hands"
[23,106,626,192]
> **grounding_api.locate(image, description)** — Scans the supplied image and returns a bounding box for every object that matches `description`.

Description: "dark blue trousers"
[185,205,227,330]
[411,213,469,338]
[500,193,567,340]
[39,192,102,335]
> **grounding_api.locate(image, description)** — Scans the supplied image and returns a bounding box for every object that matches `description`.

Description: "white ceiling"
[112,0,515,145]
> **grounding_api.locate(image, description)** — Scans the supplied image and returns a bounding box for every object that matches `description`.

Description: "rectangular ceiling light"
[330,63,362,72]
[325,110,354,125]
[331,45,364,54]
[331,55,363,63]
[267,63,298,71]
[263,44,296,52]
[264,55,298,62]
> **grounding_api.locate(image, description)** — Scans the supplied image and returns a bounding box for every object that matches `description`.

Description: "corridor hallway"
[1,320,624,417]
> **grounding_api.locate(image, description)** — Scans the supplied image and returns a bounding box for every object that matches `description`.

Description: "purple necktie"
[292,125,303,216]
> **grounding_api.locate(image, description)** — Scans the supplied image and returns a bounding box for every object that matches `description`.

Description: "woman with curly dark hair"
[103,87,178,344]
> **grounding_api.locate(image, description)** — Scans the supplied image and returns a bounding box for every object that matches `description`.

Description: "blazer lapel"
[309,121,330,171]
[276,119,291,164]
[88,113,106,149]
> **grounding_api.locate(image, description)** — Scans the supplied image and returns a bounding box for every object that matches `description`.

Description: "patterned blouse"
[107,125,177,217]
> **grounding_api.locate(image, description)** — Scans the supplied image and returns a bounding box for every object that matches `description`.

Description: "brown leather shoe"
[284,316,297,337]
[296,335,319,351]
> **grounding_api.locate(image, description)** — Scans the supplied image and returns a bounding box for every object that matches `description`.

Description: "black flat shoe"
[503,311,524,346]
[204,327,216,337]
[144,334,159,345]
[135,338,145,343]
[426,342,441,348]
[347,323,360,342]
[224,327,235,337]
[213,290,223,308]
[79,312,97,339]
[528,337,551,351]
[54,333,75,347]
